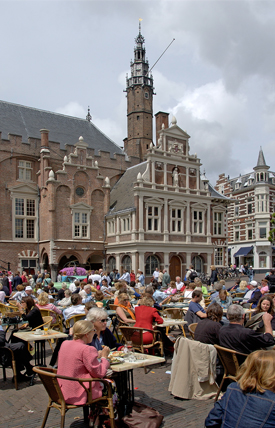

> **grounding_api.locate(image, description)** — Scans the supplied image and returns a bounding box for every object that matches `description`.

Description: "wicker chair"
[162,308,186,337]
[39,309,63,332]
[188,323,198,340]
[214,344,248,401]
[65,313,85,329]
[108,304,119,311]
[0,346,18,390]
[119,326,164,356]
[33,367,115,428]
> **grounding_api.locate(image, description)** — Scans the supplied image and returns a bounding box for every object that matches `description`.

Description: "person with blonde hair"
[57,320,110,407]
[205,350,275,427]
[116,292,135,324]
[236,280,249,294]
[36,291,62,323]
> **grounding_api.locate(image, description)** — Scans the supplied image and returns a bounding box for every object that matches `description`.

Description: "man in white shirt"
[63,294,85,321]
[175,276,184,291]
[118,270,130,284]
[90,270,102,284]
[153,268,159,280]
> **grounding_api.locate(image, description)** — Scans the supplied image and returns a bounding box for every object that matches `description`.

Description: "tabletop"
[110,353,165,372]
[156,319,187,328]
[162,303,189,309]
[13,329,68,342]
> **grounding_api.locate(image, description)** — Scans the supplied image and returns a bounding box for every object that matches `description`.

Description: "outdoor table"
[232,297,245,302]
[13,329,68,367]
[161,303,189,309]
[111,353,165,413]
[156,319,187,328]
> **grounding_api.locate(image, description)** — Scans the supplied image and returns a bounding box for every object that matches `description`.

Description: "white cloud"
[55,102,86,119]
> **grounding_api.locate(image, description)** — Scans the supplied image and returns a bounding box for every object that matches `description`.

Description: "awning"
[234,246,253,257]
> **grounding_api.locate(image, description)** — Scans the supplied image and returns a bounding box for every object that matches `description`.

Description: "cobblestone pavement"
[0,272,264,428]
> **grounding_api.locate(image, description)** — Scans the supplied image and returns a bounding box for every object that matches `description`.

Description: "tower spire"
[124,23,154,161]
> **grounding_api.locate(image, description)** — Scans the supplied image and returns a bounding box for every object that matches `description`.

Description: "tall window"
[170,208,183,233]
[259,222,267,239]
[234,225,240,241]
[247,223,253,240]
[121,217,130,233]
[122,255,131,272]
[107,220,115,235]
[74,212,88,238]
[145,255,160,275]
[213,212,223,235]
[193,210,204,234]
[215,248,223,266]
[235,206,239,216]
[147,206,160,232]
[18,161,32,181]
[257,195,267,213]
[108,256,116,271]
[15,197,36,239]
[247,197,253,214]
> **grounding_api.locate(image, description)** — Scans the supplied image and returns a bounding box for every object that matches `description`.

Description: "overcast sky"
[1,0,275,184]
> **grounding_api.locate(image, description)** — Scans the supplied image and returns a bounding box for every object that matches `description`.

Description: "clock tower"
[124,24,154,161]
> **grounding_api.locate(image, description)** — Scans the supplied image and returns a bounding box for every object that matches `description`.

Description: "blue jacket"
[205,382,275,427]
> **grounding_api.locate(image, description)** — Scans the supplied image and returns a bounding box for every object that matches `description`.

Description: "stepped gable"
[0,100,123,158]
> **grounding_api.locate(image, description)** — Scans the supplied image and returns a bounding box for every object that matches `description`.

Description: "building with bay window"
[215,149,275,272]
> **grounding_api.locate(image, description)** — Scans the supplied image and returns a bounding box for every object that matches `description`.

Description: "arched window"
[108,256,116,272]
[191,256,203,273]
[145,255,160,276]
[122,255,131,272]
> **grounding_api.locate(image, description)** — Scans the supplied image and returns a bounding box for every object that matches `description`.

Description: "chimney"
[40,129,49,147]
[155,112,169,142]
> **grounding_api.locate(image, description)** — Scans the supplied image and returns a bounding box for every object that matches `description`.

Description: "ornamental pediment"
[70,202,94,211]
[9,183,38,196]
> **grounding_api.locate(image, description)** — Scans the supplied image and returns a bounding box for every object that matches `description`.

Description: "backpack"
[189,270,198,281]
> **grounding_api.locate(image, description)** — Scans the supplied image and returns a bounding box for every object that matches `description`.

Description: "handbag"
[122,402,163,428]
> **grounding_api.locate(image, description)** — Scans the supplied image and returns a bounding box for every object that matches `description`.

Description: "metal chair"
[214,344,248,401]
[119,326,164,356]
[0,346,18,390]
[188,323,198,340]
[33,367,115,428]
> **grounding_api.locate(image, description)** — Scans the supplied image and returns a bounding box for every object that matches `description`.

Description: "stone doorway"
[169,255,181,281]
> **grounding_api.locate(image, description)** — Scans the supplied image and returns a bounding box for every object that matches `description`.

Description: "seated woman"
[57,289,72,308]
[163,281,177,295]
[251,295,275,330]
[36,291,62,323]
[116,293,136,324]
[57,320,111,420]
[94,290,107,308]
[184,283,196,299]
[194,302,223,345]
[205,350,275,427]
[133,296,163,344]
[260,278,270,295]
[86,307,122,350]
[15,296,44,330]
[236,280,249,294]
[213,289,232,310]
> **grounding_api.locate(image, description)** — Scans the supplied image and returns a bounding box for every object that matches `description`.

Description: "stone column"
[186,202,191,243]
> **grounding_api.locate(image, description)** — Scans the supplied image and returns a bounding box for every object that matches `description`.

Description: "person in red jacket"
[134,296,163,344]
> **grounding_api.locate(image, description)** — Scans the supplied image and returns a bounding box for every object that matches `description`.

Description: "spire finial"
[139,18,142,34]
[86,106,92,122]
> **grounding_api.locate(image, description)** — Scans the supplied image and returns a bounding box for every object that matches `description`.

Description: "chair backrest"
[65,313,85,329]
[109,304,118,311]
[214,345,248,377]
[184,310,201,326]
[33,367,66,404]
[188,323,198,339]
[32,316,53,331]
[235,293,245,297]
[163,308,183,319]
[0,303,10,315]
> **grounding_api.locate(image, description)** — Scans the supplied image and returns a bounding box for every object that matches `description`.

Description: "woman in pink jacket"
[57,320,110,406]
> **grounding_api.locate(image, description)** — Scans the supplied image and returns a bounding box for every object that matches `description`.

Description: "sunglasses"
[100,319,108,323]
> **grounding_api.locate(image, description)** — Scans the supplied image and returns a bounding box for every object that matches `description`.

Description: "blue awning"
[234,246,253,257]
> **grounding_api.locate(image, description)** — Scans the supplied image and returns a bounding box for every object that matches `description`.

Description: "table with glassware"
[110,351,165,413]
